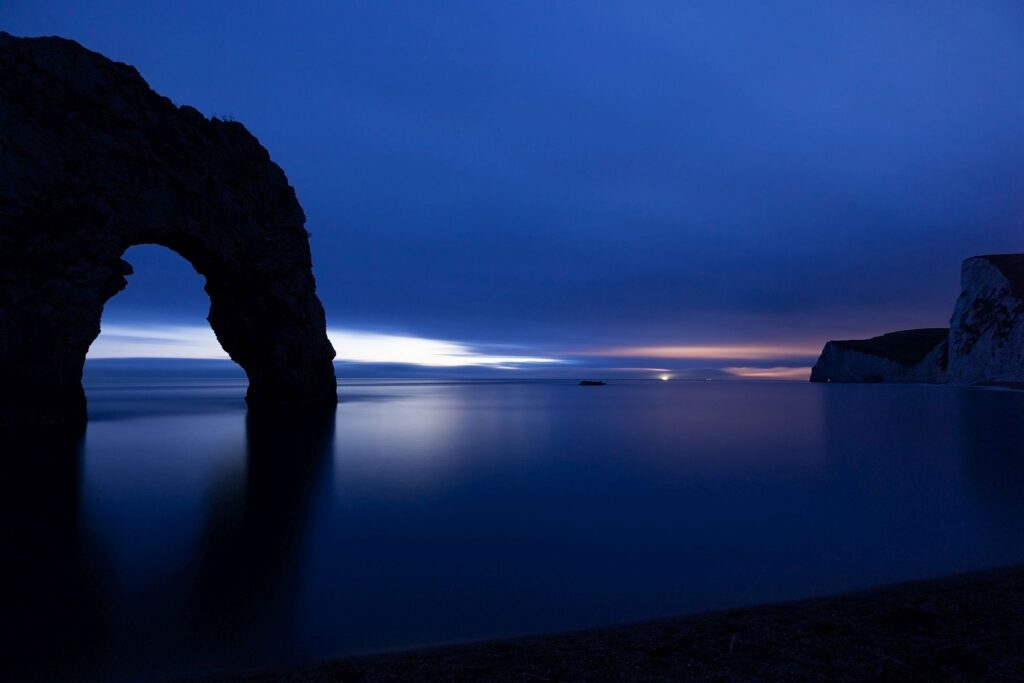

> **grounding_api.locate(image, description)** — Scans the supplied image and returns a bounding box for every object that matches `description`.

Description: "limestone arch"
[0,33,337,426]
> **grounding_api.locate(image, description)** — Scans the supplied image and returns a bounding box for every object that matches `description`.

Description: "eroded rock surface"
[948,255,1024,384]
[812,253,1024,385]
[0,33,336,425]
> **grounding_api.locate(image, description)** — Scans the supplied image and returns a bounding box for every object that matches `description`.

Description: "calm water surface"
[5,376,1024,681]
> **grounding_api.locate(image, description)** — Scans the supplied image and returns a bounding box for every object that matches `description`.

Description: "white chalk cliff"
[811,254,1024,385]
[947,255,1024,384]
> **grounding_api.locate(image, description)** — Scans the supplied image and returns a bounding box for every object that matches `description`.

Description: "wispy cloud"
[725,366,812,380]
[88,323,560,368]
[88,324,816,380]
[576,344,820,361]
[328,329,558,367]
[89,324,223,359]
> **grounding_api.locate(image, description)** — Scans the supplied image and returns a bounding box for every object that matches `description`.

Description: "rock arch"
[0,33,337,426]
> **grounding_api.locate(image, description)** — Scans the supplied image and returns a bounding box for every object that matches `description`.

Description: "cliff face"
[0,33,337,425]
[811,254,1024,386]
[948,255,1024,384]
[809,329,948,383]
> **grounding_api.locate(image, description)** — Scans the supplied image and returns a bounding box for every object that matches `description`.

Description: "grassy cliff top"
[831,328,948,365]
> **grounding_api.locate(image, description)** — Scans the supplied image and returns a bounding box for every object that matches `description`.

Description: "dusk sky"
[7,1,1024,376]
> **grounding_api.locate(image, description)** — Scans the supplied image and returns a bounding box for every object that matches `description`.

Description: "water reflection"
[0,426,110,681]
[1,406,336,682]
[184,406,335,670]
[814,384,1024,590]
[958,389,1024,510]
[6,380,1024,683]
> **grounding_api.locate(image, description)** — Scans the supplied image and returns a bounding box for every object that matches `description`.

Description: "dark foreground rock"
[0,33,337,426]
[187,565,1024,682]
[812,254,1024,385]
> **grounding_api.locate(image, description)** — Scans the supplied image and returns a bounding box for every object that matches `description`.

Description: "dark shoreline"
[188,564,1024,682]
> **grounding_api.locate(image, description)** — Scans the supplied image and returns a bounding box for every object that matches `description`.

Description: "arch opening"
[76,238,338,416]
[87,244,227,362]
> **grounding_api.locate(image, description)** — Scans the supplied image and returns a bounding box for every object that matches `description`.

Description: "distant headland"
[811,254,1024,385]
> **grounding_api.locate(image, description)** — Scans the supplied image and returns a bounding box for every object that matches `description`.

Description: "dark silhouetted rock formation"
[0,33,336,425]
[811,254,1024,385]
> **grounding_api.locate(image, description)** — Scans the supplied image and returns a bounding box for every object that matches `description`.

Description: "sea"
[5,364,1024,681]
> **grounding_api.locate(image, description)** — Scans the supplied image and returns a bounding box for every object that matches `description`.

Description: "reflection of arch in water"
[957,389,1024,510]
[2,408,338,680]
[185,406,337,669]
[0,427,111,680]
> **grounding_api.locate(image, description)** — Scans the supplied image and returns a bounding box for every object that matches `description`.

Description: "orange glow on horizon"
[579,344,820,361]
[725,366,812,380]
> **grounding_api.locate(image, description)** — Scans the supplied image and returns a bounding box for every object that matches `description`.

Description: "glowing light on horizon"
[327,329,558,367]
[86,323,560,368]
[581,344,820,360]
[87,324,224,360]
[86,326,811,377]
[725,366,812,380]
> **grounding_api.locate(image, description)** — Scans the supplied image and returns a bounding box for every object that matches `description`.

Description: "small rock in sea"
[579,380,607,386]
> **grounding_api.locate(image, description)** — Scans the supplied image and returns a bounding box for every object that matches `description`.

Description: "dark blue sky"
[7,1,1024,373]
